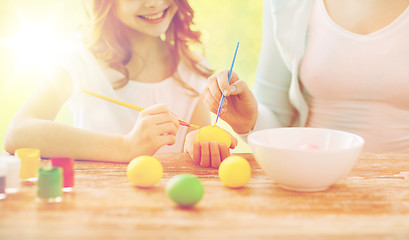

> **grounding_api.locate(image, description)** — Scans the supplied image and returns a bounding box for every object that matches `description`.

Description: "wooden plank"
[0,153,409,239]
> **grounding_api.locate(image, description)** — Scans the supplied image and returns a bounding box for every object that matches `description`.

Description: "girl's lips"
[137,7,169,24]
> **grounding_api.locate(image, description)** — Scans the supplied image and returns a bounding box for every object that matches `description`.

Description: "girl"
[186,0,409,166]
[4,0,212,162]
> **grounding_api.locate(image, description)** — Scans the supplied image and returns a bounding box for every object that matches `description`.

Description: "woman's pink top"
[300,0,409,152]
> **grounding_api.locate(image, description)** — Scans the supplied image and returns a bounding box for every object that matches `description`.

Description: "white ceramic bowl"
[248,127,364,192]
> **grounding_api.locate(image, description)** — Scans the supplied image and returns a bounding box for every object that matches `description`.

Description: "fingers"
[227,71,240,84]
[204,70,245,116]
[216,70,240,97]
[139,103,169,116]
[156,133,176,147]
[200,142,210,167]
[220,144,230,161]
[210,141,221,168]
[205,75,224,113]
[230,79,253,101]
[141,104,178,125]
[203,87,221,114]
[184,130,201,165]
[184,129,197,151]
[155,122,179,136]
[205,70,239,102]
[196,142,230,168]
[146,111,179,128]
[227,132,238,149]
[139,104,179,136]
[192,142,201,165]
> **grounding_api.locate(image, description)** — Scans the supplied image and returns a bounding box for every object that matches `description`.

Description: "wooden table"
[1,152,409,240]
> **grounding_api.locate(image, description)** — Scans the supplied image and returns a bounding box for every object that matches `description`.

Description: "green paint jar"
[37,167,63,203]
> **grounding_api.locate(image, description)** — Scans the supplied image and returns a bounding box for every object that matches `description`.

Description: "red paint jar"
[50,158,74,192]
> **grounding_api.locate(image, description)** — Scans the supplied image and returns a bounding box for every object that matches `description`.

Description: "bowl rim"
[248,127,365,152]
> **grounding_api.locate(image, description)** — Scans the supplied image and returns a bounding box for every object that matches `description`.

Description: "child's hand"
[124,103,179,157]
[204,70,258,134]
[184,129,238,168]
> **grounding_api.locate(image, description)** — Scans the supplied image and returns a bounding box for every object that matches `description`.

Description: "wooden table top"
[1,152,409,240]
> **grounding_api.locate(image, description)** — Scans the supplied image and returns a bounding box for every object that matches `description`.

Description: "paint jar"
[16,148,41,182]
[37,167,63,203]
[0,154,21,193]
[0,161,7,200]
[50,157,74,192]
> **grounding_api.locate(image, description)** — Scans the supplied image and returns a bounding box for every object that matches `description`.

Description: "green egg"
[166,174,204,207]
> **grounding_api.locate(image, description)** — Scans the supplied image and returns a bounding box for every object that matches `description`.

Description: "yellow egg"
[127,155,163,187]
[195,126,231,147]
[218,155,251,188]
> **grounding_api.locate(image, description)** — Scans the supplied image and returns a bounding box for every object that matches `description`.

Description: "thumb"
[227,131,238,149]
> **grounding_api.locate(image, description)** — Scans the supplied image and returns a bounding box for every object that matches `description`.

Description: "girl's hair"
[83,0,212,92]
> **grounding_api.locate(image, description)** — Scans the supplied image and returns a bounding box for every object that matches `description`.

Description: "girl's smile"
[116,0,177,37]
[137,7,170,24]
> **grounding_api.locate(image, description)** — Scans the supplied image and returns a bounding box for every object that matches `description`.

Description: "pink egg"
[299,143,320,150]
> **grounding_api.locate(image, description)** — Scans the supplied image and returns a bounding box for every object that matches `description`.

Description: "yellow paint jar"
[15,148,41,182]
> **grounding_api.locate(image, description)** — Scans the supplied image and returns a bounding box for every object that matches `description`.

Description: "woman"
[186,0,409,166]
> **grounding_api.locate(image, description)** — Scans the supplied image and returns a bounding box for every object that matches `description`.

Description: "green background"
[0,0,262,154]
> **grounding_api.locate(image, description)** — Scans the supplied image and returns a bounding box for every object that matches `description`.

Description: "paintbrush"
[214,42,239,126]
[82,90,199,129]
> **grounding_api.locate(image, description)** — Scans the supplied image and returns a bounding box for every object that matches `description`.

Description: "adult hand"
[184,129,238,168]
[204,70,258,134]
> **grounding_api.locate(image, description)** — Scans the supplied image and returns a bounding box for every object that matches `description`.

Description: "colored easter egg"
[218,155,251,188]
[166,174,204,207]
[299,143,320,150]
[195,126,231,147]
[127,156,163,187]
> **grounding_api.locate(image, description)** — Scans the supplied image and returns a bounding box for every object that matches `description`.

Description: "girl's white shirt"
[58,42,207,153]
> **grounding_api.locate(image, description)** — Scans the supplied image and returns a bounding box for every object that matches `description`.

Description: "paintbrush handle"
[82,90,144,111]
[214,42,239,125]
[82,90,199,129]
